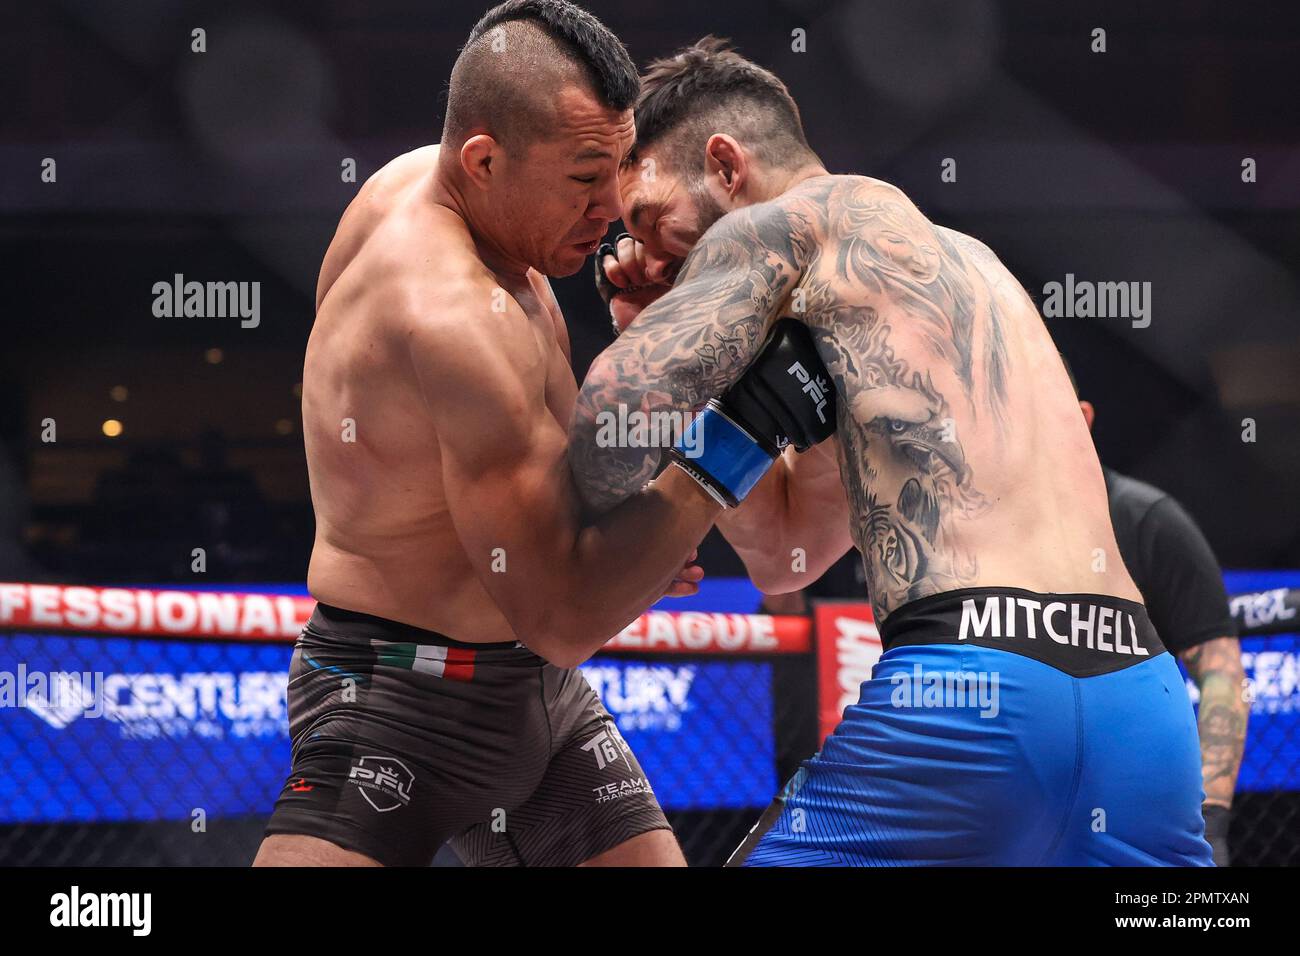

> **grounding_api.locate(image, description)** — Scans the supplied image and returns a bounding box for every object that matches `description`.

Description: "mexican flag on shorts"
[371,642,476,682]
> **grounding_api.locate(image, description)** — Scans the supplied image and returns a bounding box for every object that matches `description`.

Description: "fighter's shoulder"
[334,147,441,238]
[399,265,529,366]
[815,177,1002,264]
[794,174,934,240]
[397,257,539,418]
[689,180,837,267]
[378,208,516,327]
[359,145,442,196]
[818,174,915,207]
[402,278,537,430]
[936,226,1006,274]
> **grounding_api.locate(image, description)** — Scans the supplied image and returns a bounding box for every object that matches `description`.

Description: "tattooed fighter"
[570,38,1214,866]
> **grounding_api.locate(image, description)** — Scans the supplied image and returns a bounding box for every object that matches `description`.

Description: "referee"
[1074,379,1248,865]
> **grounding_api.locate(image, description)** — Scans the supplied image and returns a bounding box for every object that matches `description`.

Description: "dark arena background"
[1,0,1298,870]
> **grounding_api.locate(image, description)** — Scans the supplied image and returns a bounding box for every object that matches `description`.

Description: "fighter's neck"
[749,161,831,203]
[430,157,533,281]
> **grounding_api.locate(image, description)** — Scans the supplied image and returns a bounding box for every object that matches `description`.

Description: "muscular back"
[788,176,1140,618]
[574,173,1141,625]
[304,147,577,640]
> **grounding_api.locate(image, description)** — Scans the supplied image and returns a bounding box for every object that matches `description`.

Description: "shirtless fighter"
[253,1,727,868]
[571,38,1214,865]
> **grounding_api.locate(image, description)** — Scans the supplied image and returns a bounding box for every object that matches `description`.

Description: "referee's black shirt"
[1104,467,1238,653]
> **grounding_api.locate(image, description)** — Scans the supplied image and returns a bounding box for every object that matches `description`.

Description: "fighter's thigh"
[265,641,549,866]
[252,833,382,867]
[1056,654,1213,866]
[451,668,673,866]
[737,647,1077,866]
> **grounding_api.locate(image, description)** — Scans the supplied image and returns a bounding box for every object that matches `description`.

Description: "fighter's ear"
[459,134,500,190]
[704,133,747,200]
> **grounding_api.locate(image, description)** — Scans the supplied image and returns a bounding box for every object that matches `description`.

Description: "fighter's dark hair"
[629,36,816,172]
[443,1,638,149]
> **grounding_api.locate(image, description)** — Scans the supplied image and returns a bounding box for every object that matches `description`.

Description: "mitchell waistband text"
[958,595,1151,657]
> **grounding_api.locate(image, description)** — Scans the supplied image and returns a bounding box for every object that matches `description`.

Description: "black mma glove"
[669,319,836,508]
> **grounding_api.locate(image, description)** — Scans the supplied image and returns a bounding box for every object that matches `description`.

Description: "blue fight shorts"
[729,587,1214,866]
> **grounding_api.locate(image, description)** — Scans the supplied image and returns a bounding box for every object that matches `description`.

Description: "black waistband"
[307,602,521,650]
[880,587,1166,677]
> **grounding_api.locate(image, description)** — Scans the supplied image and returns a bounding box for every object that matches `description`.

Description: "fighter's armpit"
[569,197,820,513]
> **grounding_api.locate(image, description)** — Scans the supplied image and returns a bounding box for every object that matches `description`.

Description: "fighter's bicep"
[438,414,571,556]
[411,327,527,459]
[429,362,583,632]
[407,305,576,582]
[439,426,579,640]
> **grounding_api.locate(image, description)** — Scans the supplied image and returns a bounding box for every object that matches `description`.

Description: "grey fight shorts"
[264,603,671,866]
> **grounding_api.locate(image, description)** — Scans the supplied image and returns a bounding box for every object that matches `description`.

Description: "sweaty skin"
[304,145,713,657]
[572,174,1143,624]
[306,146,562,641]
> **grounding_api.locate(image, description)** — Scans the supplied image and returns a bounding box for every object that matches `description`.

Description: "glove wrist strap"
[670,401,776,507]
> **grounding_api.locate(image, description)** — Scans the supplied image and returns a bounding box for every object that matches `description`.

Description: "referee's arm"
[1180,637,1247,808]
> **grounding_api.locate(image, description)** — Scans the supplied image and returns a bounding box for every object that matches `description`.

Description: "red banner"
[0,583,314,641]
[813,601,882,742]
[605,611,810,654]
[0,583,811,655]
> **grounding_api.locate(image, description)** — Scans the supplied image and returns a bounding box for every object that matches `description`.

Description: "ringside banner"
[0,584,789,823]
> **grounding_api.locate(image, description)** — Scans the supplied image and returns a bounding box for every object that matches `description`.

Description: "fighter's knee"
[579,828,685,867]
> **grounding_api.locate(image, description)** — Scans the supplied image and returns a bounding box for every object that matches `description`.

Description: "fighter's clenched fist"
[594,233,676,334]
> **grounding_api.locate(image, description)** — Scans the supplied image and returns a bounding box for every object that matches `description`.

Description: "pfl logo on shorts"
[348,755,414,812]
[580,720,632,772]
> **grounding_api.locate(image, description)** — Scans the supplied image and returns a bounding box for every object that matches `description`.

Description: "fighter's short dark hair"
[443,1,638,150]
[630,36,815,172]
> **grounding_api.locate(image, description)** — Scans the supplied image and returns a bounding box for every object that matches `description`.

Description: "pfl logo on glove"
[786,361,830,425]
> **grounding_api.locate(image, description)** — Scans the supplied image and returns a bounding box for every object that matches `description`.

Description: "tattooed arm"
[1180,637,1248,808]
[569,198,816,513]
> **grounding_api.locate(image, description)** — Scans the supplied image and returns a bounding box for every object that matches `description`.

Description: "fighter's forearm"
[1182,637,1249,807]
[716,460,796,590]
[569,301,765,513]
[548,467,720,664]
